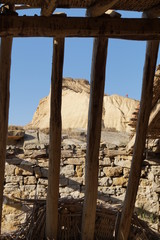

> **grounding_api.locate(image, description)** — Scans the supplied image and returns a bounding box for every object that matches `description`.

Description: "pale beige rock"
[28,78,138,133]
[15,166,33,176]
[103,166,123,177]
[24,176,37,185]
[112,176,128,186]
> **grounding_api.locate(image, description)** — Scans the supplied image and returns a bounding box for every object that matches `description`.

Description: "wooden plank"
[41,0,57,16]
[86,0,119,17]
[145,6,160,17]
[46,37,64,240]
[81,37,108,240]
[116,40,159,240]
[0,37,12,233]
[1,16,160,40]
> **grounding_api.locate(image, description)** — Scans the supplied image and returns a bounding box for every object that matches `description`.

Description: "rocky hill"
[28,78,139,133]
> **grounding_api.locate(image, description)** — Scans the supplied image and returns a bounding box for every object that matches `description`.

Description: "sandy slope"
[28,78,139,133]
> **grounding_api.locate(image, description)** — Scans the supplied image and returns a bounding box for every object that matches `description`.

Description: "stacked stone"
[2,129,160,233]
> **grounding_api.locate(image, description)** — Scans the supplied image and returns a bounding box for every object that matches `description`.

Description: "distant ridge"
[27,78,139,133]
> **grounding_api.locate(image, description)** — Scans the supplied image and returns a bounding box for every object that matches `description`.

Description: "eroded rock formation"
[28,78,139,133]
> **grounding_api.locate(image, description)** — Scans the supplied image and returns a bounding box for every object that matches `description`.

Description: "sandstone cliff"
[28,78,139,133]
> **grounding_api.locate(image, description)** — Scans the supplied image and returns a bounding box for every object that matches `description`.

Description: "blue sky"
[8,8,160,126]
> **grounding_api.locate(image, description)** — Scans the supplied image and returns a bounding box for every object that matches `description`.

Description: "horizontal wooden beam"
[86,0,119,17]
[1,16,160,40]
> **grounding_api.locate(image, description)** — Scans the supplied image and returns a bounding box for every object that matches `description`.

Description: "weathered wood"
[81,37,108,240]
[41,0,57,16]
[1,0,160,12]
[116,40,159,240]
[15,5,34,10]
[46,37,64,240]
[105,10,121,18]
[1,16,160,40]
[86,0,119,17]
[0,37,12,233]
[145,6,160,18]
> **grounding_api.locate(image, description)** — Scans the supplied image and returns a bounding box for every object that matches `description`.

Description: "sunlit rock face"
[28,78,139,133]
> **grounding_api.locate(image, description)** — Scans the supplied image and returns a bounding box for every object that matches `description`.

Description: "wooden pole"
[81,37,108,240]
[116,40,159,240]
[0,37,12,233]
[46,37,64,240]
[41,0,57,16]
[86,0,119,17]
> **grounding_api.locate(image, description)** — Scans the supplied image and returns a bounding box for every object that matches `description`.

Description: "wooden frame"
[41,0,57,16]
[0,7,159,239]
[82,37,108,239]
[116,40,159,239]
[46,37,65,239]
[0,37,13,233]
[86,0,119,17]
[0,16,160,40]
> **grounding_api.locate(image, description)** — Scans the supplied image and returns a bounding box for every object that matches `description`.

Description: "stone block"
[115,187,126,196]
[24,176,37,185]
[140,179,152,187]
[36,184,47,197]
[70,191,81,198]
[123,168,130,178]
[38,178,48,186]
[41,168,48,178]
[31,149,47,159]
[38,131,49,145]
[151,166,160,175]
[4,184,19,195]
[37,159,49,167]
[59,178,68,187]
[15,165,33,176]
[5,164,16,176]
[6,158,23,165]
[103,166,122,177]
[34,166,42,178]
[5,176,23,184]
[24,185,36,192]
[75,166,83,177]
[59,185,80,194]
[99,157,111,166]
[23,130,39,146]
[64,157,85,165]
[24,143,37,150]
[98,187,115,195]
[20,159,37,166]
[61,150,73,158]
[69,177,83,185]
[60,165,74,177]
[29,190,37,199]
[98,177,112,187]
[4,183,18,189]
[114,158,131,168]
[23,149,33,156]
[112,177,128,186]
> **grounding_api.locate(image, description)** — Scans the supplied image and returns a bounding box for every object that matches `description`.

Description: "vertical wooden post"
[0,37,12,233]
[117,40,159,240]
[46,37,65,240]
[82,37,108,240]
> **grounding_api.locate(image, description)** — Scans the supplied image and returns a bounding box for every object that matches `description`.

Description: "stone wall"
[2,129,160,233]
